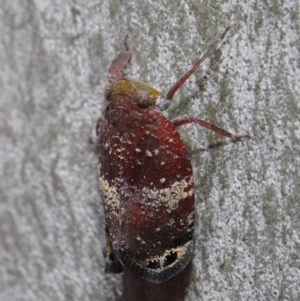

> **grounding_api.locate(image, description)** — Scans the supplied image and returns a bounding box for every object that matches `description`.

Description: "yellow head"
[105,78,160,107]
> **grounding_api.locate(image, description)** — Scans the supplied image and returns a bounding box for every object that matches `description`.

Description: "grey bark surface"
[0,0,299,300]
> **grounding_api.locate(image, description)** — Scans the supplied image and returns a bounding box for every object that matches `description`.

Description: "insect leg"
[108,34,132,83]
[171,116,251,141]
[158,24,232,111]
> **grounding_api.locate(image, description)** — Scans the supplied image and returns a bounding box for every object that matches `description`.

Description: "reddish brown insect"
[96,24,250,283]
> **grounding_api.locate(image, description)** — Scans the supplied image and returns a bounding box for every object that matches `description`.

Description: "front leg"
[157,24,232,111]
[107,34,132,83]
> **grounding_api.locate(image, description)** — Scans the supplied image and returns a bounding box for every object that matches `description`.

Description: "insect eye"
[134,90,151,107]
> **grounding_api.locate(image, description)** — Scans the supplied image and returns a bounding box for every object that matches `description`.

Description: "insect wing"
[97,95,194,282]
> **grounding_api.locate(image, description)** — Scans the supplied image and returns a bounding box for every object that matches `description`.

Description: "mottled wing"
[97,95,194,283]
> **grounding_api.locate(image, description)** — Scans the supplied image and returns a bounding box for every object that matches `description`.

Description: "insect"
[96,24,250,283]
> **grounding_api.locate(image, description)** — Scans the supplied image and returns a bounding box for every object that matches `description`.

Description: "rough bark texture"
[0,0,299,300]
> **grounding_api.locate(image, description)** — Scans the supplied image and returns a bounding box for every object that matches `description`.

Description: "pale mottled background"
[0,0,299,300]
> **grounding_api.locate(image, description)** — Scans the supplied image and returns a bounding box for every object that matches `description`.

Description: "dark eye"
[163,251,177,267]
[134,90,150,107]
